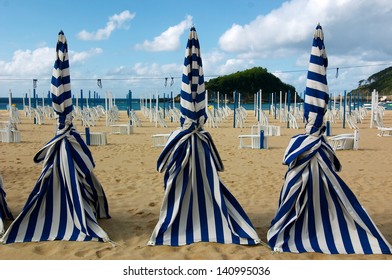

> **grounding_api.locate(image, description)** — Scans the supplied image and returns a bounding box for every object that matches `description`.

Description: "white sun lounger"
[238,133,268,149]
[0,122,21,143]
[328,130,359,151]
[80,131,107,146]
[377,127,392,137]
[374,117,392,136]
[152,133,170,147]
[110,123,133,135]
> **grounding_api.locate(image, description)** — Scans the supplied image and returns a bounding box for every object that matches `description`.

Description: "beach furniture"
[238,133,268,149]
[377,126,392,137]
[0,175,14,235]
[148,27,261,246]
[328,129,359,150]
[374,113,392,136]
[33,108,45,125]
[238,123,280,149]
[0,122,20,143]
[151,133,170,147]
[80,131,108,145]
[129,110,142,127]
[1,31,110,244]
[0,128,20,143]
[111,123,133,135]
[268,24,391,254]
[251,123,281,136]
[287,111,299,129]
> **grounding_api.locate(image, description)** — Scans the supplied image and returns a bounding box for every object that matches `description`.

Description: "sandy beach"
[1,107,392,260]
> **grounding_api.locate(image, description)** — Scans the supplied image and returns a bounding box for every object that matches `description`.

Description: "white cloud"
[216,0,392,93]
[132,62,181,77]
[0,47,103,78]
[218,0,322,55]
[217,58,256,76]
[71,48,103,64]
[219,0,392,59]
[77,10,135,41]
[0,47,52,77]
[135,15,193,51]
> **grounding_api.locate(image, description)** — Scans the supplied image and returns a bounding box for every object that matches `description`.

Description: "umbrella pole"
[288,91,290,111]
[279,91,282,121]
[156,93,158,127]
[8,90,12,112]
[217,91,220,109]
[260,89,262,121]
[343,90,346,129]
[105,91,108,126]
[233,91,237,128]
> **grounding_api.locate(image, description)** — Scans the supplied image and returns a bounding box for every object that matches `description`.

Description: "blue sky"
[1,0,391,99]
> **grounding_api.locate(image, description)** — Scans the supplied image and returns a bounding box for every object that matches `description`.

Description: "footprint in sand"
[75,249,89,258]
[33,245,47,256]
[96,248,112,259]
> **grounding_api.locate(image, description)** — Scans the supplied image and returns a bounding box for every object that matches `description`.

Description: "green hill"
[355,66,392,97]
[205,67,298,103]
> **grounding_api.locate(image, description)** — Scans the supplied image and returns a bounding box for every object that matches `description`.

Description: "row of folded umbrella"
[0,26,391,254]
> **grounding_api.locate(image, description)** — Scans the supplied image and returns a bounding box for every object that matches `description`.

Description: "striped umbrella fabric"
[148,27,260,246]
[0,176,13,235]
[1,31,110,244]
[180,26,207,129]
[267,24,392,254]
[303,23,329,136]
[51,30,73,130]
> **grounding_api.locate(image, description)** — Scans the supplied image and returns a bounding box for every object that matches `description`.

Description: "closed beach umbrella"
[0,176,13,235]
[267,24,391,254]
[1,31,110,244]
[148,26,260,246]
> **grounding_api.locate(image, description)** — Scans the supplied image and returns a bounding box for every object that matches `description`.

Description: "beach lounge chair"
[251,124,281,136]
[238,128,269,149]
[238,122,276,149]
[129,110,142,127]
[151,133,170,147]
[80,129,108,146]
[374,117,392,136]
[377,126,392,137]
[111,123,133,135]
[0,121,21,143]
[328,129,359,150]
[287,112,299,129]
[238,133,268,149]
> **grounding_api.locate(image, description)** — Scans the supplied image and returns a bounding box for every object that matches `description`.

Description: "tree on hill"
[353,66,392,100]
[205,67,298,103]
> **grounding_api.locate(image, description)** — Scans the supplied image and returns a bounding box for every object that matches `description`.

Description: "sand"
[1,108,392,260]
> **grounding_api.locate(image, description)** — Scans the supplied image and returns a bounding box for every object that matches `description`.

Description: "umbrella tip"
[58,30,64,35]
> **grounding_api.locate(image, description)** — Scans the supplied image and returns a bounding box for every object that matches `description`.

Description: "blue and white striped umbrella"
[1,31,110,244]
[179,26,208,129]
[0,176,13,235]
[267,24,392,254]
[148,27,260,246]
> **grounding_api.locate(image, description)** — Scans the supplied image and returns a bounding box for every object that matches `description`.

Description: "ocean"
[0,97,275,111]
